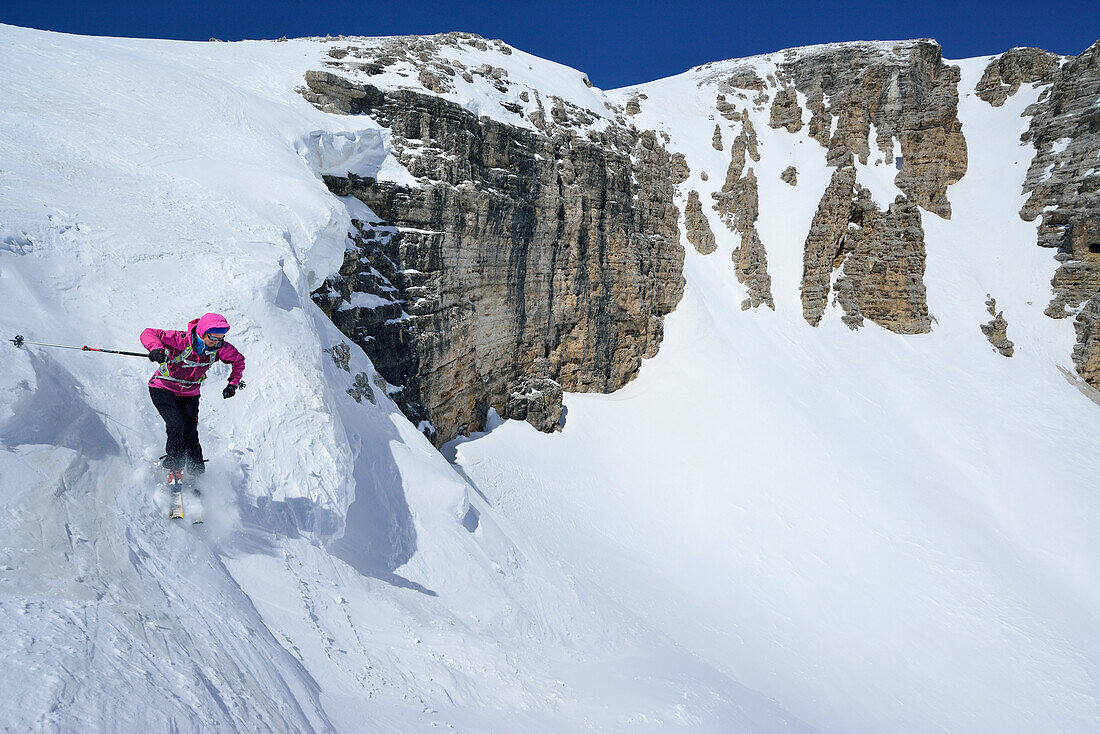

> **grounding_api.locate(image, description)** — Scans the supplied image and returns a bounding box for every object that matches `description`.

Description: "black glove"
[222,384,238,399]
[148,348,167,363]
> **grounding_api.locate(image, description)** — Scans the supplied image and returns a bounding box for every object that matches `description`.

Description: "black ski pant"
[149,387,205,474]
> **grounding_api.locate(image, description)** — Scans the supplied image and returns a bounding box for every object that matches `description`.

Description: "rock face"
[712,116,774,309]
[776,40,967,220]
[1016,41,1100,387]
[669,152,691,184]
[1073,297,1100,386]
[981,296,1015,357]
[684,191,717,255]
[505,368,564,434]
[976,48,1061,107]
[304,71,683,444]
[755,41,963,332]
[781,166,798,185]
[802,164,931,333]
[769,86,803,133]
[303,35,1100,436]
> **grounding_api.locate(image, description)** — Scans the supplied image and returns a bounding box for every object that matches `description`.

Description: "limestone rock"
[976,48,1060,107]
[325,343,352,371]
[1018,41,1100,387]
[346,373,377,404]
[309,33,611,131]
[732,212,773,310]
[715,67,766,93]
[685,191,718,255]
[769,86,803,133]
[802,166,858,325]
[715,94,741,121]
[712,124,724,151]
[670,152,691,184]
[713,127,773,310]
[781,166,798,185]
[1073,295,1100,385]
[504,373,564,433]
[418,66,453,94]
[980,296,1015,357]
[801,165,931,333]
[305,76,684,444]
[834,194,931,333]
[777,40,967,219]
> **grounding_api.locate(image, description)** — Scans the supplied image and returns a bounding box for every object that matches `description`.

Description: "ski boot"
[167,470,185,519]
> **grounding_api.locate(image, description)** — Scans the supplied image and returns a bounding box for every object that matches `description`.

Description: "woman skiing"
[141,312,245,484]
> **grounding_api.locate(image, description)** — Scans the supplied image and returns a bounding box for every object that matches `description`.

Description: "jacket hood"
[192,312,230,337]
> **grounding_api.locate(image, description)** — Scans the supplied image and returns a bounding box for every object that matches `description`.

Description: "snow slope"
[454,49,1100,734]
[0,25,809,733]
[0,25,1097,733]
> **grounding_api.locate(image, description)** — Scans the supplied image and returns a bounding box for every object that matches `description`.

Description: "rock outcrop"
[775,40,967,220]
[802,164,931,333]
[304,35,1099,429]
[981,296,1015,357]
[304,71,683,444]
[769,86,803,133]
[976,48,1061,107]
[746,41,961,331]
[712,116,774,309]
[670,152,691,184]
[781,166,798,185]
[684,191,718,255]
[1017,41,1100,387]
[504,367,564,434]
[1073,296,1100,386]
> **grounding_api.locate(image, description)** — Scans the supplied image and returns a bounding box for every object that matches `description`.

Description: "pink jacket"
[141,314,245,397]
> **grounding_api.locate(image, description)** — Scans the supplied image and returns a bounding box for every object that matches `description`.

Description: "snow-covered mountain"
[1,24,1097,733]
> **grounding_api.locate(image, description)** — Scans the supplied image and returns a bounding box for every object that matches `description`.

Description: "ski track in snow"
[0,24,1097,733]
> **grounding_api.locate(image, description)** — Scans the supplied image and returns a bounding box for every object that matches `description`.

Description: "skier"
[141,313,245,485]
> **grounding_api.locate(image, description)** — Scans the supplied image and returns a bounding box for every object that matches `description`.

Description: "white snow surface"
[0,24,1097,733]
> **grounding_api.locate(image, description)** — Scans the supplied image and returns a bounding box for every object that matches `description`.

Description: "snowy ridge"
[1,24,1098,733]
[306,32,621,133]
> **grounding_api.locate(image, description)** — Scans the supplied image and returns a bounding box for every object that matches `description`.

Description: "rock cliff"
[684,190,717,255]
[304,59,683,444]
[975,47,1061,107]
[774,40,967,220]
[304,34,1100,442]
[712,115,774,309]
[802,165,931,332]
[762,40,964,333]
[1013,41,1100,387]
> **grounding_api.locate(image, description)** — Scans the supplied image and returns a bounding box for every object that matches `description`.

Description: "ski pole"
[10,334,149,358]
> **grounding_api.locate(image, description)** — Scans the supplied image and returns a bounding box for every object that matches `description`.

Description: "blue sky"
[2,0,1097,88]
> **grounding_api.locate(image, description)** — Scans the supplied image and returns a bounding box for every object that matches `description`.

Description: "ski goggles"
[203,331,227,343]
